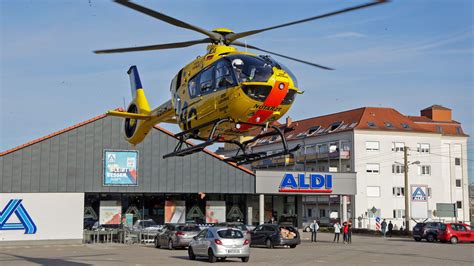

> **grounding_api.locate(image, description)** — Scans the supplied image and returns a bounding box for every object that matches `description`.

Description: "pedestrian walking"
[310,219,319,242]
[388,221,393,237]
[381,219,387,237]
[333,221,341,243]
[343,222,349,243]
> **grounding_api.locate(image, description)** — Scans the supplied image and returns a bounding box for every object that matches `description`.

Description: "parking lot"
[0,232,472,266]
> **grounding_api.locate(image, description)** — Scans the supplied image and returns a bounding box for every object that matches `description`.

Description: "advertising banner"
[99,201,122,225]
[206,201,226,223]
[103,150,138,186]
[165,201,186,223]
[411,185,429,219]
[0,193,84,242]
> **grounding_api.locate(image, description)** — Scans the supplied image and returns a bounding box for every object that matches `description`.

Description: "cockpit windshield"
[226,55,273,83]
[259,55,299,88]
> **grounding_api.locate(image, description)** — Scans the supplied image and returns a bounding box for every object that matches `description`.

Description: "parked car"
[188,227,250,263]
[214,222,251,241]
[437,223,474,244]
[412,222,444,242]
[133,219,161,231]
[155,224,201,249]
[250,224,300,248]
[83,218,98,230]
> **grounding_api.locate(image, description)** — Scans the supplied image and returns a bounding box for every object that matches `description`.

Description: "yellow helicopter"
[95,0,388,165]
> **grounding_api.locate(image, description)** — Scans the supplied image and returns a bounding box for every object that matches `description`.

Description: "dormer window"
[401,123,410,129]
[456,127,462,135]
[307,126,321,135]
[367,122,377,128]
[329,121,343,132]
[385,122,394,129]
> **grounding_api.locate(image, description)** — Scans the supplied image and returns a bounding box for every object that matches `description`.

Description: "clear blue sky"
[1,0,473,182]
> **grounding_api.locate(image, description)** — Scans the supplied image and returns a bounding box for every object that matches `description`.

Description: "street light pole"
[404,147,410,235]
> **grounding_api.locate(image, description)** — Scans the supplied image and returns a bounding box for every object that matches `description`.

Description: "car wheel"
[217,258,226,262]
[304,227,311,232]
[266,238,274,249]
[208,249,217,263]
[414,237,421,242]
[154,238,160,249]
[427,234,435,242]
[450,236,458,244]
[168,239,174,250]
[241,257,250,263]
[188,247,196,260]
[289,245,297,249]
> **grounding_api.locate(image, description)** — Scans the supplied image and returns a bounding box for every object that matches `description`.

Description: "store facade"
[0,113,357,243]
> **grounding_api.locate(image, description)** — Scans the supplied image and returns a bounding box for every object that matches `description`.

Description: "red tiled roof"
[250,106,467,146]
[0,110,255,175]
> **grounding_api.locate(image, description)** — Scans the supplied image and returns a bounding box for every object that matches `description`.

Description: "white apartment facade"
[217,105,470,230]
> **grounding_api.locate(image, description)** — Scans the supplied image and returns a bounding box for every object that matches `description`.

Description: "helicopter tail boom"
[107,66,175,145]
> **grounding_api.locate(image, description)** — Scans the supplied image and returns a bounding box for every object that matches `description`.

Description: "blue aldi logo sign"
[0,199,37,234]
[411,185,428,202]
[279,173,333,193]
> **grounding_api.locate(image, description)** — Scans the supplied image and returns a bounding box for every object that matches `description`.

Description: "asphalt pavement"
[0,232,472,265]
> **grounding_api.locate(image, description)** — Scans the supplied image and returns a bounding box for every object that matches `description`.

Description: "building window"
[393,209,405,219]
[307,208,312,217]
[392,142,405,152]
[366,141,380,151]
[417,143,430,153]
[367,186,380,197]
[455,158,461,166]
[427,187,432,197]
[419,165,431,175]
[392,187,404,197]
[456,201,462,209]
[456,127,462,135]
[320,209,326,217]
[367,121,377,128]
[392,164,405,174]
[401,123,410,129]
[366,164,380,174]
[456,179,461,187]
[436,126,443,133]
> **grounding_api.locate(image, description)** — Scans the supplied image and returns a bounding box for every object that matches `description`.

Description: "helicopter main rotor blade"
[94,38,212,54]
[225,0,388,43]
[114,0,221,41]
[232,41,333,70]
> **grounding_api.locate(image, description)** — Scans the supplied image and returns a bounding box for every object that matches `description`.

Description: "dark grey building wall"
[0,116,255,194]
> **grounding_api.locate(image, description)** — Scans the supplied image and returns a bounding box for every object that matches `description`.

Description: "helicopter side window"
[188,75,199,98]
[215,61,234,90]
[199,66,214,93]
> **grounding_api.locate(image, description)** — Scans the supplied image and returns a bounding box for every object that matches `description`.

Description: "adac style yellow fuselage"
[109,42,301,145]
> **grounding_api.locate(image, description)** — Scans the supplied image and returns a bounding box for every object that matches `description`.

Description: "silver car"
[188,227,250,263]
[155,224,201,249]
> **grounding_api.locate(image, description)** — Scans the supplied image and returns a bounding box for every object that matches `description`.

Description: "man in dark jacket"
[388,221,394,237]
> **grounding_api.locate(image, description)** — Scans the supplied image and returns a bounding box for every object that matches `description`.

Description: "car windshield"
[142,221,157,227]
[217,229,244,239]
[177,225,200,232]
[226,55,273,83]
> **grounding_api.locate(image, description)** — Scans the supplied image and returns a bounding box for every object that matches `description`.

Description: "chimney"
[420,105,452,122]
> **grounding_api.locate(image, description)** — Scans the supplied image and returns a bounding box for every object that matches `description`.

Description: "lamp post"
[395,147,420,235]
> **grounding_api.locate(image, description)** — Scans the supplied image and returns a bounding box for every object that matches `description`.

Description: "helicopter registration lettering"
[253,104,282,112]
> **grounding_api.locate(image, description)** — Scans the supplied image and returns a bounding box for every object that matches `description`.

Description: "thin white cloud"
[323,32,366,39]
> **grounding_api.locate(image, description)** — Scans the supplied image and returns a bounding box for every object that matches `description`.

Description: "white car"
[188,227,250,263]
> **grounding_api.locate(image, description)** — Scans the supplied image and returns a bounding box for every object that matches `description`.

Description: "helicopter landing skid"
[224,122,301,166]
[163,119,300,166]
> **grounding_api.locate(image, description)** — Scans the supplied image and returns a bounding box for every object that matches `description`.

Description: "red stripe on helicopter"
[239,81,288,130]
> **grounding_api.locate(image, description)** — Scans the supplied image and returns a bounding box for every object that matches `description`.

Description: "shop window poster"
[99,201,122,225]
[165,201,186,223]
[206,201,226,223]
[103,150,138,186]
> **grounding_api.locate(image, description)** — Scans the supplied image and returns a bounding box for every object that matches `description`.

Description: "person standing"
[388,221,394,237]
[333,221,341,243]
[310,219,319,243]
[381,219,387,238]
[348,219,353,243]
[343,222,349,243]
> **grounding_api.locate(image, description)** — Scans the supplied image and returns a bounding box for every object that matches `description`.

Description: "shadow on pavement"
[0,253,91,266]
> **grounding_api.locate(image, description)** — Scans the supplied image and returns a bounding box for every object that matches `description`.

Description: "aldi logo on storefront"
[279,173,333,193]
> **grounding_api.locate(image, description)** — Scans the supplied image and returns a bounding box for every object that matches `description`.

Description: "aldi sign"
[279,173,333,193]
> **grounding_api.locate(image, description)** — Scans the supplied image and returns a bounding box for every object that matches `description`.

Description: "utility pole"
[404,147,410,235]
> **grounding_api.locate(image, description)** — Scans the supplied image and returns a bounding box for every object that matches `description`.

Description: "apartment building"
[217,105,470,229]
